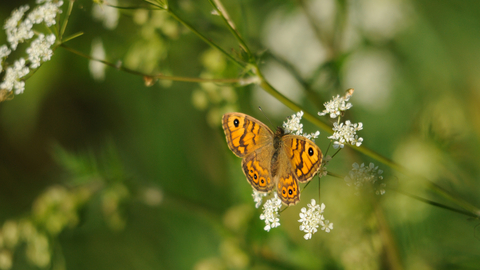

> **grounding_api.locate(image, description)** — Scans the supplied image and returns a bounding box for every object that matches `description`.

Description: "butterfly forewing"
[283,135,323,183]
[222,113,273,157]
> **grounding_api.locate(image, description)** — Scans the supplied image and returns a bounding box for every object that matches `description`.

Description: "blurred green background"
[1,0,480,269]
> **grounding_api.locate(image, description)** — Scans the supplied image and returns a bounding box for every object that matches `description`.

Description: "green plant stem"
[59,0,75,41]
[266,51,325,109]
[392,188,478,218]
[254,67,333,133]
[60,45,242,84]
[208,0,252,57]
[166,7,247,71]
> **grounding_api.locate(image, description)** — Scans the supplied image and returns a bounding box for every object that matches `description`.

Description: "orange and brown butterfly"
[222,112,323,206]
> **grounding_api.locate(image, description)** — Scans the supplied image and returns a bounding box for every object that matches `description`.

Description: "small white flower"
[27,1,64,26]
[6,18,34,50]
[298,199,330,240]
[283,111,304,134]
[252,190,267,209]
[92,0,120,30]
[328,120,363,149]
[0,45,11,58]
[259,193,282,232]
[0,58,30,94]
[26,34,56,69]
[320,219,333,233]
[41,1,64,27]
[0,45,12,73]
[318,89,354,118]
[4,5,30,32]
[345,162,385,195]
[89,38,106,81]
[283,111,320,141]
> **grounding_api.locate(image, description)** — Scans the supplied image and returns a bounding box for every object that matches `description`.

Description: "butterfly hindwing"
[222,113,274,158]
[275,149,301,205]
[242,147,275,193]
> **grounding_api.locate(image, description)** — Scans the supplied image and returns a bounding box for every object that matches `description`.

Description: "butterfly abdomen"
[271,127,286,177]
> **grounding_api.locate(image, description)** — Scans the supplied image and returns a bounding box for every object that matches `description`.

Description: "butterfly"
[222,112,323,206]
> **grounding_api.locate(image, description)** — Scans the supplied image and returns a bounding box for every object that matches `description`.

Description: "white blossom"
[259,193,282,232]
[328,120,363,148]
[26,34,56,69]
[298,199,332,240]
[283,111,304,134]
[6,19,34,50]
[345,162,385,195]
[321,219,333,233]
[0,58,30,94]
[0,45,12,73]
[252,190,267,209]
[4,5,32,50]
[283,111,320,140]
[27,1,64,27]
[318,89,354,118]
[4,5,29,32]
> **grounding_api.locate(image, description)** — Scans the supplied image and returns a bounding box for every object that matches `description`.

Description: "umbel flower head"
[298,199,333,240]
[1,0,63,99]
[283,111,320,140]
[318,88,354,118]
[345,162,386,195]
[259,193,282,232]
[328,120,363,149]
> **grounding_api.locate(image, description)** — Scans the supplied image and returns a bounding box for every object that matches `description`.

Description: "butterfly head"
[275,126,285,137]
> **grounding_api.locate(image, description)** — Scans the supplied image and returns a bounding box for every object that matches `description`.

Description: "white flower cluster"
[298,199,333,240]
[345,162,386,195]
[27,34,56,69]
[0,58,30,94]
[259,193,282,231]
[1,0,63,97]
[252,190,267,209]
[328,120,364,149]
[283,111,320,140]
[318,89,353,118]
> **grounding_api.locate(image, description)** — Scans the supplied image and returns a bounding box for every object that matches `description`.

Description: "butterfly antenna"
[258,106,275,129]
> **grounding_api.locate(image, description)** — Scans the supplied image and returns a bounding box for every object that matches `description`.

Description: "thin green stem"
[59,0,74,40]
[392,188,478,218]
[166,7,247,71]
[267,51,325,109]
[254,67,333,134]
[208,0,252,57]
[60,32,84,44]
[60,45,242,84]
[331,148,342,159]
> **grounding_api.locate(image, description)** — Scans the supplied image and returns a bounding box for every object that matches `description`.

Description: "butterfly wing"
[223,113,275,192]
[275,149,301,205]
[282,135,323,183]
[222,113,274,157]
[241,146,275,192]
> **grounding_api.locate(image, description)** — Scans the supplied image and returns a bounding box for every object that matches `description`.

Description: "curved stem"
[166,7,247,71]
[208,0,252,57]
[60,45,242,84]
